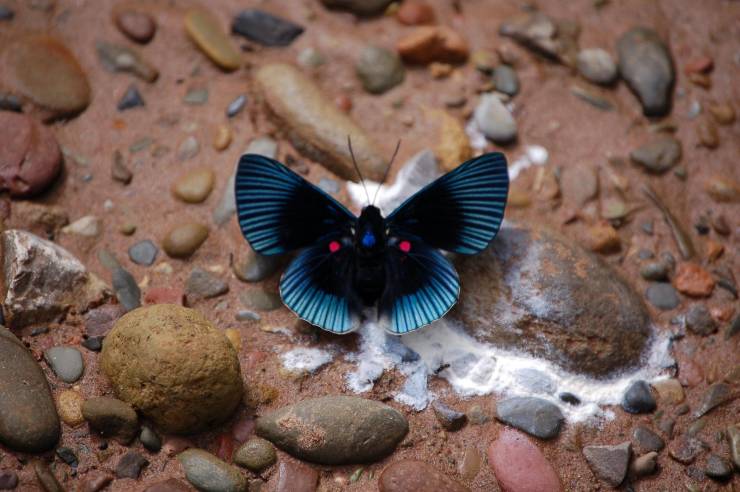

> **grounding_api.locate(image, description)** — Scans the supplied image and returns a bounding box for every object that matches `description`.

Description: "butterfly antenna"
[371,139,401,205]
[347,135,371,205]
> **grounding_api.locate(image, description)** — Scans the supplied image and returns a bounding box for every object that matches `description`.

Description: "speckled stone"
[233,437,276,471]
[178,449,247,492]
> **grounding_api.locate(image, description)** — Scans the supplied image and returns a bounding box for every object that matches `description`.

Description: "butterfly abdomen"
[354,255,386,306]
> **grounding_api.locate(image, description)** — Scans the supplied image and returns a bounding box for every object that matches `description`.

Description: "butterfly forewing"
[235,154,357,255]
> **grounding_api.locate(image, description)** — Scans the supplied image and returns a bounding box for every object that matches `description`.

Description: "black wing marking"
[385,152,509,255]
[235,154,357,255]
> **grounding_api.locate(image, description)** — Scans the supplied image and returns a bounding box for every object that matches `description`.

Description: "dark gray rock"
[140,426,161,452]
[645,282,680,310]
[685,304,717,335]
[0,93,22,112]
[185,268,229,304]
[56,446,79,467]
[231,9,304,47]
[622,380,656,414]
[116,451,148,479]
[0,329,59,452]
[630,136,681,174]
[632,425,664,453]
[495,397,564,439]
[319,0,393,16]
[431,401,466,431]
[355,46,405,94]
[255,395,408,465]
[0,470,18,489]
[178,449,247,492]
[44,346,84,383]
[640,261,668,281]
[492,65,519,96]
[128,240,158,266]
[705,454,732,481]
[455,226,651,376]
[0,5,14,21]
[233,437,276,471]
[694,383,731,417]
[117,84,145,111]
[112,266,141,311]
[583,442,631,487]
[82,396,139,444]
[617,27,675,117]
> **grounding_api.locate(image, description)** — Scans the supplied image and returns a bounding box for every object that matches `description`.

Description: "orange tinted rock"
[397,26,469,64]
[488,429,562,492]
[675,263,715,297]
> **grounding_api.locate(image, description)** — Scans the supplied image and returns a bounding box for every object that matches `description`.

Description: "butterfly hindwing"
[385,152,509,255]
[235,154,357,255]
[280,235,360,334]
[379,235,460,334]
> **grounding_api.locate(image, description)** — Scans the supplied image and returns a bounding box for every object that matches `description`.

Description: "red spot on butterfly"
[329,240,341,253]
[399,240,412,253]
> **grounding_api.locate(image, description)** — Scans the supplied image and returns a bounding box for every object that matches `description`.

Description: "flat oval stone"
[162,223,209,258]
[355,46,405,94]
[178,449,247,492]
[44,346,84,383]
[255,395,408,465]
[114,9,156,43]
[255,64,386,181]
[488,428,562,492]
[172,168,215,203]
[185,7,241,71]
[495,397,564,440]
[379,460,470,492]
[0,327,60,452]
[454,225,651,375]
[233,437,276,471]
[1,35,90,118]
[474,94,517,144]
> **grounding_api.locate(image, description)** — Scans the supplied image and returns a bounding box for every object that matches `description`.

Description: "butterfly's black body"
[235,152,509,334]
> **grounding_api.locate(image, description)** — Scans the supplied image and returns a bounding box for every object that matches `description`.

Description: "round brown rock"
[171,168,215,203]
[100,304,243,434]
[162,223,209,258]
[0,111,62,197]
[453,225,651,376]
[379,460,470,492]
[114,9,156,43]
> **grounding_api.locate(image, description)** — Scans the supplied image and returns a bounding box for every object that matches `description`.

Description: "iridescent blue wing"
[379,235,460,334]
[280,236,361,334]
[235,154,357,255]
[385,152,509,255]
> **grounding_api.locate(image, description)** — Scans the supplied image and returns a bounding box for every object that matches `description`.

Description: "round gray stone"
[494,396,564,439]
[44,346,84,383]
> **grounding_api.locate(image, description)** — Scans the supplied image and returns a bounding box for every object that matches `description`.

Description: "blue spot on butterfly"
[362,231,376,248]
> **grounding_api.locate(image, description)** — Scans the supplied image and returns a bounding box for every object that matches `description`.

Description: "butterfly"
[234,148,509,335]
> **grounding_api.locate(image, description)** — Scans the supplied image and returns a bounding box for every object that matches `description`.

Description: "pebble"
[583,442,631,487]
[233,437,276,471]
[231,9,304,47]
[178,449,247,492]
[0,112,62,197]
[727,425,740,469]
[685,304,716,335]
[184,88,209,105]
[379,460,470,492]
[319,0,393,16]
[355,46,405,94]
[79,472,113,492]
[140,425,162,452]
[0,93,22,112]
[34,461,63,492]
[57,389,85,427]
[0,471,18,490]
[177,136,200,161]
[57,446,78,467]
[213,124,232,151]
[144,479,192,492]
[645,282,680,310]
[632,425,664,453]
[652,378,684,405]
[704,454,732,481]
[101,305,242,433]
[96,41,159,82]
[630,451,658,477]
[397,26,469,64]
[184,7,241,71]
[240,289,282,312]
[128,240,159,266]
[0,5,14,20]
[185,268,229,303]
[110,151,133,186]
[499,12,579,66]
[629,136,681,174]
[1,35,91,118]
[697,119,719,148]
[704,176,740,203]
[255,64,385,181]
[587,222,620,253]
[162,223,209,258]
[495,396,564,439]
[232,247,282,282]
[668,436,704,464]
[276,461,318,492]
[114,9,156,43]
[235,310,260,322]
[433,111,471,172]
[570,85,614,111]
[116,451,149,479]
[44,346,84,383]
[577,48,618,85]
[226,95,247,117]
[297,47,326,68]
[256,395,408,464]
[474,94,517,144]
[622,380,656,414]
[82,396,139,444]
[112,266,141,311]
[492,64,519,96]
[318,178,339,194]
[0,327,60,452]
[487,428,561,492]
[675,262,714,297]
[172,168,215,203]
[640,261,670,281]
[62,215,102,237]
[431,401,467,431]
[617,27,675,116]
[117,84,145,111]
[708,103,735,125]
[81,335,102,352]
[694,383,731,418]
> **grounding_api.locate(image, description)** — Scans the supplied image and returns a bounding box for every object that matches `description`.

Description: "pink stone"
[276,461,318,492]
[488,429,562,492]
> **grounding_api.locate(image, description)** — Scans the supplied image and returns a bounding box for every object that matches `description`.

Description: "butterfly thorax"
[355,205,386,256]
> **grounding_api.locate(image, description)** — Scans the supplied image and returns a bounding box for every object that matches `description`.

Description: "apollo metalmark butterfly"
[235,146,509,334]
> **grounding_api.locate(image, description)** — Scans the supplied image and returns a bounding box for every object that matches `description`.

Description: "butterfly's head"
[356,205,385,254]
